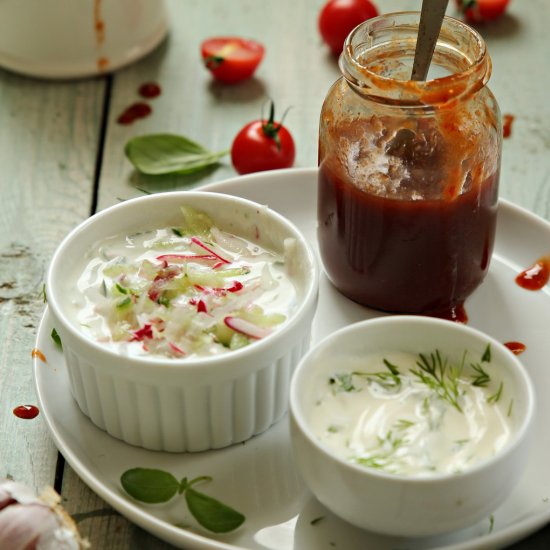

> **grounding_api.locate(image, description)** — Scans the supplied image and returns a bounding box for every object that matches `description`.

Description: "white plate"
[34,168,550,550]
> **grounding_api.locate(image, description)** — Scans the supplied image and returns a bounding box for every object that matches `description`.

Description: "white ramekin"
[290,316,535,537]
[47,191,318,452]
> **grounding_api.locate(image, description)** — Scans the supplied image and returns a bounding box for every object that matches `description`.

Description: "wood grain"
[0,68,105,493]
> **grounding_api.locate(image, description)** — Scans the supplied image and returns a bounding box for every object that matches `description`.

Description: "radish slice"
[191,237,230,264]
[224,316,271,339]
[156,254,217,263]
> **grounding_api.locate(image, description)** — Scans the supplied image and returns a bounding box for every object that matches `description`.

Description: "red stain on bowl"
[516,256,550,291]
[31,348,47,362]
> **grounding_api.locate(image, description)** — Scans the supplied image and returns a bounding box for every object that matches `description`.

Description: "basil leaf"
[185,487,245,533]
[121,468,180,503]
[125,134,229,175]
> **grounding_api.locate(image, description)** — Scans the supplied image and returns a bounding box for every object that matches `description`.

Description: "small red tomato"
[231,102,295,175]
[201,37,264,84]
[318,0,378,56]
[455,0,511,23]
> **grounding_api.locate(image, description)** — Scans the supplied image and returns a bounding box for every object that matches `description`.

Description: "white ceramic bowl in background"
[290,316,535,537]
[0,0,168,79]
[46,191,318,452]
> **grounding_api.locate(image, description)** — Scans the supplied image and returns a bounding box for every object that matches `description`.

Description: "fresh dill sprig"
[355,430,407,473]
[470,362,491,387]
[329,373,355,393]
[376,430,406,450]
[488,514,495,534]
[507,399,514,417]
[411,350,464,413]
[488,381,504,404]
[481,344,492,363]
[352,359,402,390]
[395,419,415,431]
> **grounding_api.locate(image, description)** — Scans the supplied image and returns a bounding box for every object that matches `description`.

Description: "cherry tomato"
[201,37,265,84]
[318,0,378,56]
[455,0,511,23]
[231,102,295,175]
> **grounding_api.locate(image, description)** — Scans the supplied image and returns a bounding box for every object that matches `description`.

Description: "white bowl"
[289,316,534,537]
[0,0,168,79]
[47,191,318,452]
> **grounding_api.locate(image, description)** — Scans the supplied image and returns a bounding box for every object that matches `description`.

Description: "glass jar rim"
[340,11,491,107]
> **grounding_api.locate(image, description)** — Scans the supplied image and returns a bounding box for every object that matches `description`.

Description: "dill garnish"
[488,381,504,404]
[410,350,463,412]
[329,373,355,392]
[481,344,492,363]
[355,430,407,473]
[353,359,402,390]
[395,419,415,431]
[470,362,491,387]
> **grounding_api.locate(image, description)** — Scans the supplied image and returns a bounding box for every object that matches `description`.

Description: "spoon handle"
[411,0,450,81]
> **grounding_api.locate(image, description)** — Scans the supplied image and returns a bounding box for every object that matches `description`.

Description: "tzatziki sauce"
[67,206,299,359]
[309,347,515,476]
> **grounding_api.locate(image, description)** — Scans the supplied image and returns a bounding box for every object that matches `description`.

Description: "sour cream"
[309,349,514,477]
[67,206,298,359]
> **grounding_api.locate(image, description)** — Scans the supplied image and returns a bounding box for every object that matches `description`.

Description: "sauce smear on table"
[139,82,162,99]
[117,103,152,125]
[13,405,39,419]
[504,341,526,355]
[117,82,161,124]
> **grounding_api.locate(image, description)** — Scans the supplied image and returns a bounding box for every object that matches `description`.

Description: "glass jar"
[317,12,501,320]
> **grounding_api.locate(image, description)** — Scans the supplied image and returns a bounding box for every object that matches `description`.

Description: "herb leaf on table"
[125,134,229,175]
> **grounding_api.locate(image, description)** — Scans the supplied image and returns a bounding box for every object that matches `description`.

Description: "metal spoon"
[411,0,450,81]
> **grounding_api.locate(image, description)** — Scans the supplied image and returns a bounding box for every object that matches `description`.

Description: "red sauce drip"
[117,102,152,125]
[138,82,162,99]
[318,166,498,314]
[97,57,109,72]
[31,348,46,362]
[93,0,105,45]
[503,114,515,139]
[13,405,39,420]
[515,258,550,291]
[429,303,469,324]
[504,341,526,355]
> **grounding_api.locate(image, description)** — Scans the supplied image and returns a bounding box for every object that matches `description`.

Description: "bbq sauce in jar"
[317,13,502,318]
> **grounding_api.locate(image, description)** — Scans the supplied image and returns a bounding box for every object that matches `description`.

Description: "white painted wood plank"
[0,69,104,492]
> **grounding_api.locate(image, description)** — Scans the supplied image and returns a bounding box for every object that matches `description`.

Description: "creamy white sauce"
[309,350,514,477]
[67,212,298,359]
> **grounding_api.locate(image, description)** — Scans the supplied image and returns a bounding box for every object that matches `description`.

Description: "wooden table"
[0,0,549,548]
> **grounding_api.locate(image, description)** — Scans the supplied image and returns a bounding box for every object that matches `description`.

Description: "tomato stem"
[261,100,286,150]
[204,55,224,70]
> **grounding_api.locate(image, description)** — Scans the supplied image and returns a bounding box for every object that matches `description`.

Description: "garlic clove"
[0,480,88,549]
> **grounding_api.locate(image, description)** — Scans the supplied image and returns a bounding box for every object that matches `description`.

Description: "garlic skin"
[0,480,87,549]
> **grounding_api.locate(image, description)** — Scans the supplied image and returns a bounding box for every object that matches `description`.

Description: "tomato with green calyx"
[231,102,295,175]
[455,0,511,23]
[201,37,264,84]
[318,0,378,56]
